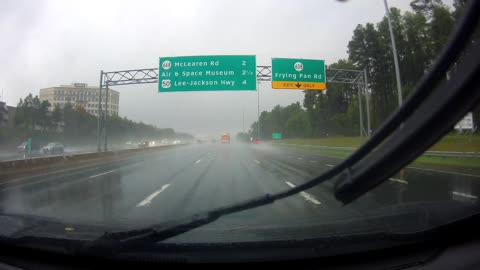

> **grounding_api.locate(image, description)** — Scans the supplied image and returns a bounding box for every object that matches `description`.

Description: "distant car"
[254,138,262,144]
[17,142,27,153]
[221,134,231,144]
[17,141,41,153]
[172,140,181,145]
[125,141,133,145]
[138,141,149,148]
[161,139,169,145]
[42,142,64,155]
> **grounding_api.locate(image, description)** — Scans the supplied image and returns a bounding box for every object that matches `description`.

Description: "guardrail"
[275,143,480,158]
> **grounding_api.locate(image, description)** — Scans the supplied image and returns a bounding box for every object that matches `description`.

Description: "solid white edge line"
[309,160,318,163]
[325,164,334,167]
[452,191,478,199]
[408,166,480,178]
[254,160,261,164]
[297,157,303,160]
[88,170,116,179]
[285,181,321,205]
[194,159,201,164]
[137,184,170,207]
[285,181,295,188]
[389,178,408,184]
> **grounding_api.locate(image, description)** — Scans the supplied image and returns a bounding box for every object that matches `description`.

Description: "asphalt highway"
[0,142,478,242]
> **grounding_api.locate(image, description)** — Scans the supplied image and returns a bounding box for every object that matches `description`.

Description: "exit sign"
[272,58,326,90]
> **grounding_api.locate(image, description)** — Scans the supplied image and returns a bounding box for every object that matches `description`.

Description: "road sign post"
[272,58,326,90]
[27,138,32,155]
[159,55,256,92]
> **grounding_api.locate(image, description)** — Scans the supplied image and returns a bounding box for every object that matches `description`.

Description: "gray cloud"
[0,0,453,137]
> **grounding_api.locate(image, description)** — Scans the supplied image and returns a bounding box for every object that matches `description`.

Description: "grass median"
[271,136,480,171]
[276,134,480,152]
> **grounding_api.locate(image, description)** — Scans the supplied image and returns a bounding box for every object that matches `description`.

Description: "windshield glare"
[0,0,478,248]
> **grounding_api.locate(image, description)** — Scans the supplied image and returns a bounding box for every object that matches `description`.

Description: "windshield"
[0,0,478,251]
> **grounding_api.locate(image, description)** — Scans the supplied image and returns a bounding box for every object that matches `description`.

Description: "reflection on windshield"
[0,0,478,245]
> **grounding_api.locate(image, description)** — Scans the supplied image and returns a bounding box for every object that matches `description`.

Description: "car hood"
[1,200,477,244]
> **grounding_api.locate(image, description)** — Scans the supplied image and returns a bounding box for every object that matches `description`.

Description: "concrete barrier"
[0,144,185,181]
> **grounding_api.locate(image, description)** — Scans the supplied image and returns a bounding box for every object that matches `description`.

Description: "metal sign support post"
[358,85,365,137]
[97,71,103,152]
[96,65,372,147]
[104,85,109,152]
[257,81,260,140]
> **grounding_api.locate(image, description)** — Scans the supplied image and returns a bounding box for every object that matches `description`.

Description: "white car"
[42,142,64,155]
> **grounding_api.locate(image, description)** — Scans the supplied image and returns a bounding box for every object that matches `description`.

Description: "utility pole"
[384,0,403,106]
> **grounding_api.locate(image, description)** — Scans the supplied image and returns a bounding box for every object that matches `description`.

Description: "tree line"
[0,93,191,146]
[250,0,477,139]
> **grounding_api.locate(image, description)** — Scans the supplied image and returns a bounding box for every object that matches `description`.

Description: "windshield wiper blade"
[89,195,273,246]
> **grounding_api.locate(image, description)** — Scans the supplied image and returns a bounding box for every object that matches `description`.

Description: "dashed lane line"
[88,170,116,179]
[285,181,321,205]
[137,184,171,207]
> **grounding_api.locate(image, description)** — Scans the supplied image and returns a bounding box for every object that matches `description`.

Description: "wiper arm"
[88,195,274,250]
[86,1,480,248]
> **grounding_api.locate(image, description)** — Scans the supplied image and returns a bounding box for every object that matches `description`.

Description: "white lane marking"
[408,166,480,178]
[452,191,478,199]
[297,157,303,160]
[389,178,408,184]
[254,159,261,164]
[88,170,116,179]
[315,154,344,160]
[194,159,201,164]
[285,181,321,205]
[137,184,170,207]
[309,160,318,163]
[325,164,334,167]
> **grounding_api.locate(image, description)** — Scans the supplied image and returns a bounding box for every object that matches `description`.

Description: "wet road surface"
[0,143,478,241]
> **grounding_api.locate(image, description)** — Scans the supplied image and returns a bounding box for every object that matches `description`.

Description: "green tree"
[39,100,51,131]
[285,111,312,138]
[236,132,250,142]
[430,4,455,56]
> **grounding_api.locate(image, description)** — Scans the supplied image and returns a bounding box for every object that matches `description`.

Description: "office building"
[39,83,119,116]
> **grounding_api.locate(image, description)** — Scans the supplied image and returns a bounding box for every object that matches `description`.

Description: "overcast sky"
[0,0,454,137]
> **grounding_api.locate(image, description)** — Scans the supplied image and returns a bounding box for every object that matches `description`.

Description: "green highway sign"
[158,55,256,92]
[272,133,282,139]
[271,58,326,90]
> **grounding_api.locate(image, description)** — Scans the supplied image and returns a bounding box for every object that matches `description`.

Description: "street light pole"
[383,0,403,106]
